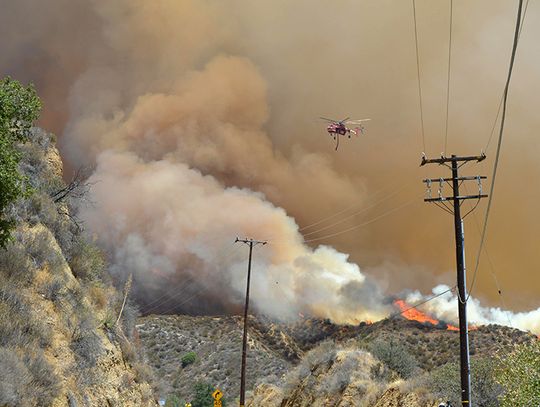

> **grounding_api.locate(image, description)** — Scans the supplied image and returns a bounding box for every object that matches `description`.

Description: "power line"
[463,183,513,327]
[484,0,530,152]
[142,245,241,314]
[299,181,402,233]
[444,0,453,155]
[301,184,410,238]
[144,245,244,316]
[388,285,456,321]
[412,0,426,153]
[301,197,418,244]
[467,0,524,302]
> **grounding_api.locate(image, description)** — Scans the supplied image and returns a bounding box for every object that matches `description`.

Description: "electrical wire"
[412,0,426,153]
[142,279,200,315]
[142,245,241,315]
[484,0,530,152]
[388,285,456,321]
[299,180,402,232]
[301,184,411,238]
[466,0,524,303]
[301,197,418,244]
[463,184,512,327]
[444,0,453,155]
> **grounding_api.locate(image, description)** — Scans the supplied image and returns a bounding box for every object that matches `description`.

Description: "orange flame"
[394,299,439,325]
[394,299,462,331]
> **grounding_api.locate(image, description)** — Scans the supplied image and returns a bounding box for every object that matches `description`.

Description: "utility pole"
[421,153,487,407]
[234,237,267,407]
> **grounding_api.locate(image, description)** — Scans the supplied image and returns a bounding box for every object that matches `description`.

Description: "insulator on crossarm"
[477,175,483,195]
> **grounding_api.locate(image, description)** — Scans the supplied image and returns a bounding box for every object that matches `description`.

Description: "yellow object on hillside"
[212,389,223,406]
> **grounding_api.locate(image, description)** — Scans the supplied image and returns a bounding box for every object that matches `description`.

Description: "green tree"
[191,382,226,407]
[0,77,41,247]
[191,382,213,407]
[496,341,540,406]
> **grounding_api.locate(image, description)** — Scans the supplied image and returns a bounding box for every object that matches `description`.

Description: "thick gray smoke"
[2,0,540,331]
[58,0,387,322]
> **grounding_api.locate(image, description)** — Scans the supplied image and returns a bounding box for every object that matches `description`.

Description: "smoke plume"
[2,1,540,330]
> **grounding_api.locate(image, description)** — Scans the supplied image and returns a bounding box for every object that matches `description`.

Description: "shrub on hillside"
[165,394,184,407]
[369,339,418,379]
[496,341,540,406]
[425,357,502,407]
[69,236,105,281]
[40,276,64,302]
[0,286,52,348]
[317,351,359,394]
[70,310,104,367]
[0,237,34,285]
[24,227,64,271]
[182,351,197,368]
[0,347,32,407]
[283,340,337,394]
[23,349,61,406]
[0,347,60,407]
[191,382,225,407]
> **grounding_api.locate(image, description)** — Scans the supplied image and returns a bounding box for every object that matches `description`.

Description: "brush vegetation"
[0,78,157,406]
[139,314,538,406]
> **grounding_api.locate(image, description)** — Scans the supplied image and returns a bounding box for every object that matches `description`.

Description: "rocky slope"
[137,314,301,402]
[247,343,438,407]
[279,317,536,371]
[139,312,536,405]
[0,129,157,406]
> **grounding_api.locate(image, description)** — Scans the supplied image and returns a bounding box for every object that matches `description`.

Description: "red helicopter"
[320,117,371,150]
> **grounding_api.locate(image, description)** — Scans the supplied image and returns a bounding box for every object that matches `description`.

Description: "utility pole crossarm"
[235,237,268,246]
[420,153,486,166]
[422,176,487,183]
[425,194,487,203]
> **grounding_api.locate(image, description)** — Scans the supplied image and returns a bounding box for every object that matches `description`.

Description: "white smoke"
[406,285,540,334]
[84,150,390,322]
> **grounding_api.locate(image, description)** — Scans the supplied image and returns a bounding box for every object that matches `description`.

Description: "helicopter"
[320,117,371,150]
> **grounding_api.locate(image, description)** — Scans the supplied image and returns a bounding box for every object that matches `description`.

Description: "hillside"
[138,312,536,404]
[137,314,301,402]
[247,343,439,407]
[0,129,157,406]
[279,317,536,371]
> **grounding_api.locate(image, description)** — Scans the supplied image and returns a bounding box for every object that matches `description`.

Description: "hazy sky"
[1,1,539,319]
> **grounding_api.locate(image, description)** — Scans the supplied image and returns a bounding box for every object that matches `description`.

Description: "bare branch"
[51,165,95,204]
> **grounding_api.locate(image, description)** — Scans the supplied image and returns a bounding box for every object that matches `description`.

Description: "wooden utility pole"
[421,153,487,407]
[234,237,267,407]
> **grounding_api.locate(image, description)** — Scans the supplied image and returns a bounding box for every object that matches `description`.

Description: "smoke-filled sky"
[2,1,540,330]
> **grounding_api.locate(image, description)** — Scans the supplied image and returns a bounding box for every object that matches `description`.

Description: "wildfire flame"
[394,299,460,331]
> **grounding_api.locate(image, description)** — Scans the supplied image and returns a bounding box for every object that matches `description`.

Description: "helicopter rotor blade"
[339,117,350,124]
[345,118,371,124]
[320,117,337,122]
